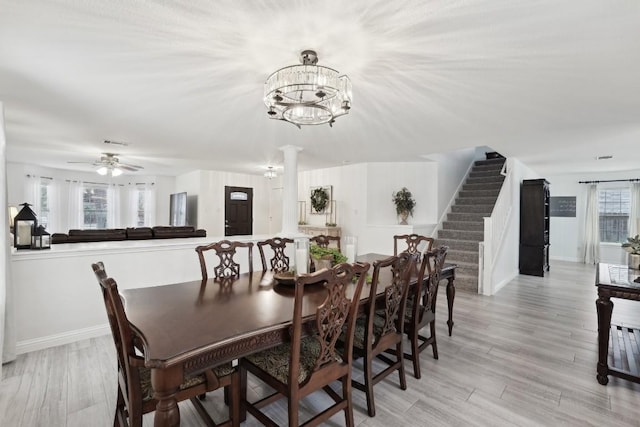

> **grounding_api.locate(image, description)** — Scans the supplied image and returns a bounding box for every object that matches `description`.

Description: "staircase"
[436,158,506,292]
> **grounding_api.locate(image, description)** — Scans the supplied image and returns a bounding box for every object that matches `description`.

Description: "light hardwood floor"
[2,261,640,426]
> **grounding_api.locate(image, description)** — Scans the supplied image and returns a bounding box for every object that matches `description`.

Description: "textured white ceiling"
[1,0,639,177]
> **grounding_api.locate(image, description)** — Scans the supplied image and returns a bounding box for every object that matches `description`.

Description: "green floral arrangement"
[392,187,416,216]
[310,187,329,213]
[310,245,347,264]
[622,235,640,255]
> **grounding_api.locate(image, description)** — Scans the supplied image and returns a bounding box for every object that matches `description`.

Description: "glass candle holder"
[294,237,310,274]
[345,236,358,263]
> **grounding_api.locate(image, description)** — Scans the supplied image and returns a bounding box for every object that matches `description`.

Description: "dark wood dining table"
[120,253,457,426]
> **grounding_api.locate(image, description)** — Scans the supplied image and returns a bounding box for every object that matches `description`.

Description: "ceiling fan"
[67,153,144,176]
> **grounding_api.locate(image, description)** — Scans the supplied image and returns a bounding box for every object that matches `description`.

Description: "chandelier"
[264,50,352,128]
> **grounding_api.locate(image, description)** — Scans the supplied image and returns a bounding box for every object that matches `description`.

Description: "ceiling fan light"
[111,167,123,177]
[96,166,108,175]
[264,166,277,179]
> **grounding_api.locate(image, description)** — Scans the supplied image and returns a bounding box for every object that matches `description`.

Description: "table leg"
[151,366,182,427]
[446,275,455,336]
[596,295,613,385]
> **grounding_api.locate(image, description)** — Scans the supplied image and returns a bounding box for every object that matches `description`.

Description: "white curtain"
[629,182,640,237]
[583,184,600,264]
[126,184,138,227]
[67,180,84,229]
[107,184,121,228]
[46,180,61,233]
[1,102,17,367]
[24,174,41,214]
[143,183,156,226]
[126,183,155,227]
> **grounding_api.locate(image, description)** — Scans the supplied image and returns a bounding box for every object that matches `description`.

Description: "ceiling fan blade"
[67,161,94,164]
[120,163,143,170]
[119,165,142,172]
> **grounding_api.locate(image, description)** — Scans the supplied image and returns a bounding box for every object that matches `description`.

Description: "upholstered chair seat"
[137,364,235,401]
[245,336,342,385]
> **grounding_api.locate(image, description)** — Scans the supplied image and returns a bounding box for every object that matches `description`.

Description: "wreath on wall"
[310,187,329,213]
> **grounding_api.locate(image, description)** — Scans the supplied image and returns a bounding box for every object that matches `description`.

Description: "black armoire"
[519,179,550,276]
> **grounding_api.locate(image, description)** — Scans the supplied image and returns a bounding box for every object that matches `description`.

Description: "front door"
[225,186,253,236]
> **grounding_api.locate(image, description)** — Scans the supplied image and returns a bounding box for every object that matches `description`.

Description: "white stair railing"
[478,160,512,295]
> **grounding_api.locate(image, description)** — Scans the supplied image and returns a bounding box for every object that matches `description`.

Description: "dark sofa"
[51,226,206,244]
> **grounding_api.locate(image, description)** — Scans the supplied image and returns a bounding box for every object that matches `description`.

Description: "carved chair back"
[240,261,369,426]
[403,245,448,378]
[195,240,254,280]
[393,234,434,263]
[92,262,140,408]
[257,237,294,273]
[92,262,240,427]
[310,234,341,252]
[292,262,368,379]
[367,252,415,347]
[351,252,415,416]
[413,245,448,323]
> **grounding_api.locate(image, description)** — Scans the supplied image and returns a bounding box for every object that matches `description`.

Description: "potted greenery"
[392,187,416,225]
[310,245,347,271]
[622,235,640,270]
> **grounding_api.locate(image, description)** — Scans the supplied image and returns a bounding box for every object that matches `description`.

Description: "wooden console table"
[298,225,341,237]
[595,263,640,385]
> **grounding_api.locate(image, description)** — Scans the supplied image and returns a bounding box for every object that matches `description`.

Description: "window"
[134,187,145,227]
[83,185,108,229]
[39,181,51,229]
[599,188,630,243]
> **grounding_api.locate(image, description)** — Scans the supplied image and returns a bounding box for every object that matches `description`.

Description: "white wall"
[427,147,481,228]
[546,169,640,264]
[297,158,473,256]
[176,170,277,237]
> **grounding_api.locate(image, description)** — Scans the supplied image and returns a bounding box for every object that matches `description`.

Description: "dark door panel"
[225,186,253,236]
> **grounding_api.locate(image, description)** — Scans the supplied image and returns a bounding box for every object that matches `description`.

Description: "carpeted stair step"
[462,182,503,192]
[448,261,478,278]
[465,175,505,185]
[435,239,479,252]
[451,204,494,214]
[447,212,487,222]
[447,249,479,264]
[452,274,478,292]
[439,229,484,241]
[442,221,484,232]
[458,189,501,198]
[469,169,504,178]
[474,158,506,168]
[456,196,499,205]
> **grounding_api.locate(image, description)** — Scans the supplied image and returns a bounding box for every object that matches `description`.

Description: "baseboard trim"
[492,270,519,295]
[16,324,110,355]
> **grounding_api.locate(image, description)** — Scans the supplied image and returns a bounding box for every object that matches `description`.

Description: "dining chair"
[240,261,370,427]
[195,240,254,280]
[393,234,434,261]
[349,252,416,417]
[91,262,240,427]
[257,237,294,273]
[402,245,448,379]
[310,234,341,252]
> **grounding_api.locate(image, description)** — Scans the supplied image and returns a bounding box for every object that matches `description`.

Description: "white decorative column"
[280,145,302,235]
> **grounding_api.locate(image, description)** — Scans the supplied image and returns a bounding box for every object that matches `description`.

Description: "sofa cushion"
[152,226,199,238]
[67,229,127,242]
[51,233,68,244]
